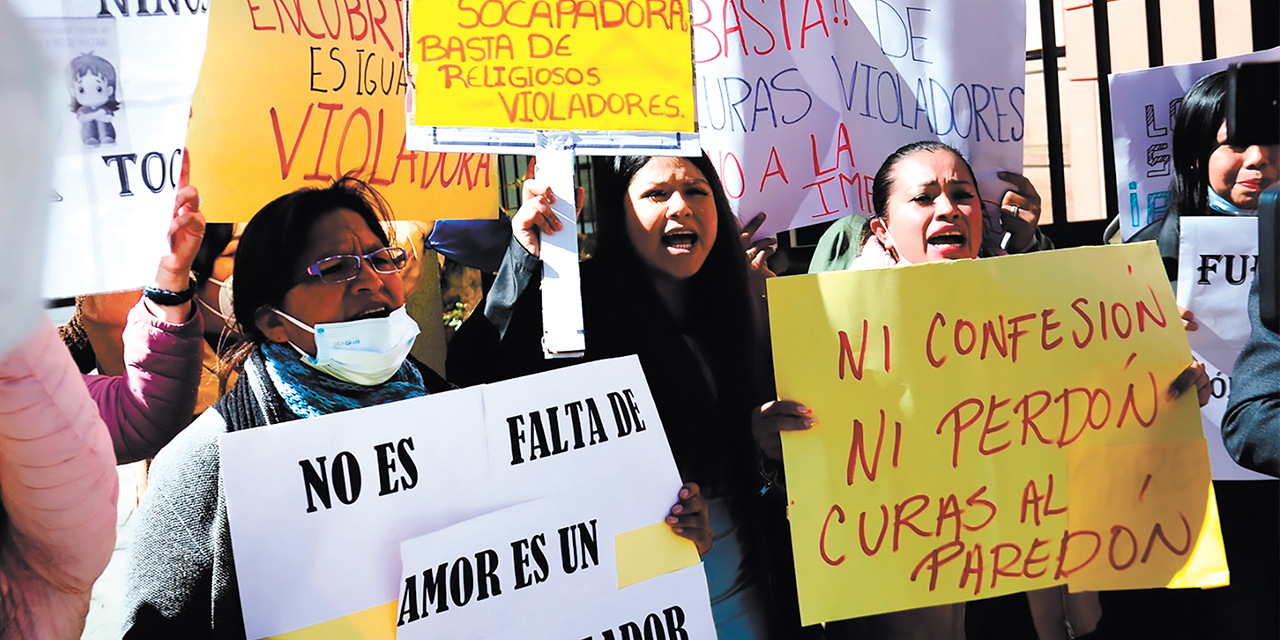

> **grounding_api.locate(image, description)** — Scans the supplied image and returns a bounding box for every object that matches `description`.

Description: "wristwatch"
[144,276,197,306]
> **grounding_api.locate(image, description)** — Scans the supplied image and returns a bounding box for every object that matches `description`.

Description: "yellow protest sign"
[767,243,1228,625]
[409,0,695,131]
[187,0,497,222]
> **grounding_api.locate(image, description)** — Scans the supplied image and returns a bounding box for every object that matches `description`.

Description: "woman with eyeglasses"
[121,177,453,636]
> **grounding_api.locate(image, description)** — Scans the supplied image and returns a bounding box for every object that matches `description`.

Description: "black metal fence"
[488,1,1280,274]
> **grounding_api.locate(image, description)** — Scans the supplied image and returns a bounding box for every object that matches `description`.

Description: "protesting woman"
[760,141,1211,640]
[122,176,706,637]
[121,177,454,636]
[448,154,805,639]
[1114,70,1278,280]
[1109,69,1279,640]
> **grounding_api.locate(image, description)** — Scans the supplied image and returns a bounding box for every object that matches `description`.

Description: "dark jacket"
[448,237,813,638]
[1223,280,1280,477]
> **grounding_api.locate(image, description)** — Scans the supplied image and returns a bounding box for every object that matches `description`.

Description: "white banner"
[693,0,1026,237]
[12,0,209,299]
[1176,217,1269,480]
[397,487,714,640]
[1108,48,1280,241]
[221,356,689,639]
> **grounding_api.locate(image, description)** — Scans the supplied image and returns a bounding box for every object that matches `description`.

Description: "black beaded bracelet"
[144,276,197,306]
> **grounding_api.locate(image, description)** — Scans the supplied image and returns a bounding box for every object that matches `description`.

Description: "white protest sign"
[220,356,687,639]
[1176,217,1269,480]
[397,486,711,640]
[222,387,490,638]
[0,2,57,356]
[693,0,1026,237]
[1108,48,1280,241]
[12,0,209,298]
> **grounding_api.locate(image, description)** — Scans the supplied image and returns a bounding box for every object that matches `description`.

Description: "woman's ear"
[870,216,892,249]
[254,306,289,344]
[869,216,899,261]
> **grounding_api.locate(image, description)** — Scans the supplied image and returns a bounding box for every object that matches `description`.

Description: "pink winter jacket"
[83,299,203,464]
[0,318,119,638]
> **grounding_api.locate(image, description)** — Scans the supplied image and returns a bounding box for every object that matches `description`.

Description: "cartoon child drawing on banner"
[68,52,121,147]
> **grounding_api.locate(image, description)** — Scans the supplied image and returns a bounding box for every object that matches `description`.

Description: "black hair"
[593,153,755,344]
[596,155,747,285]
[1169,70,1229,219]
[588,153,762,493]
[231,176,395,346]
[862,140,980,246]
[191,223,235,288]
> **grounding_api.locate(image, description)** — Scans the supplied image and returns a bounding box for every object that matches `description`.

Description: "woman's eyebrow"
[936,178,974,187]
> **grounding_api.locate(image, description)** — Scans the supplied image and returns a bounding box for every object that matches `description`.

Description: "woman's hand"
[741,212,777,320]
[148,185,205,323]
[996,171,1043,254]
[666,482,712,556]
[513,178,564,259]
[740,212,778,278]
[1168,359,1211,407]
[1178,305,1200,331]
[752,400,815,461]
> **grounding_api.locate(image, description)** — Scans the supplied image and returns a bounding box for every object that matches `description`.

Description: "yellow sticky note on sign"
[266,601,397,640]
[615,522,701,588]
[1064,439,1229,591]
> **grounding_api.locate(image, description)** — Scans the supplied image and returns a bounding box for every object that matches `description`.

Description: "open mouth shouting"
[662,229,700,254]
[926,226,970,258]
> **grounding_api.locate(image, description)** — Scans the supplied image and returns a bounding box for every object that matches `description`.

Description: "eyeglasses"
[301,246,408,284]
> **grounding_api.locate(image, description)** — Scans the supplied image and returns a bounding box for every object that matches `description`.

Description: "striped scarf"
[259,342,427,418]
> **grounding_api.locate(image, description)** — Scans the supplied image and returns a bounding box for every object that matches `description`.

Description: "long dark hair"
[1169,70,1229,219]
[593,154,756,353]
[588,153,761,493]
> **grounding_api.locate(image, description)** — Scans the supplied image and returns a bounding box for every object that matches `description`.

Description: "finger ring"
[1009,204,1020,215]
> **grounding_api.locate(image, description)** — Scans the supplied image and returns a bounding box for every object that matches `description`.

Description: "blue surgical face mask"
[1207,188,1250,216]
[272,306,420,386]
